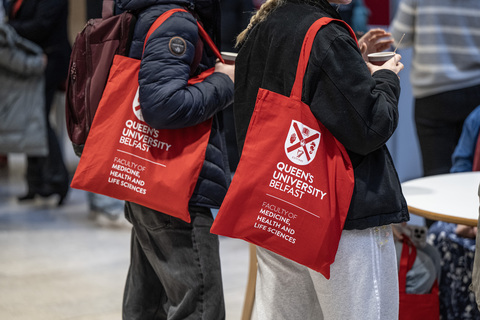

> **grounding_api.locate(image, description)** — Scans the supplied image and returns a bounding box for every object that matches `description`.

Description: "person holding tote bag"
[114,0,234,319]
[233,0,407,318]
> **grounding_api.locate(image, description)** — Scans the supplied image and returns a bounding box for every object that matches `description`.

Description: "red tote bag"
[210,18,356,278]
[71,9,224,223]
[399,237,440,320]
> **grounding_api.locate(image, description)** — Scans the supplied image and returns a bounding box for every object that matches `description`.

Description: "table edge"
[408,206,478,227]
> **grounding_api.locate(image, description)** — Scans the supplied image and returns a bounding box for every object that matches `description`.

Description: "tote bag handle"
[290,18,358,101]
[399,236,417,293]
[142,8,224,63]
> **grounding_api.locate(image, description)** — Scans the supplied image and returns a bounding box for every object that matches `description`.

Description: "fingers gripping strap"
[142,9,224,63]
[290,18,358,100]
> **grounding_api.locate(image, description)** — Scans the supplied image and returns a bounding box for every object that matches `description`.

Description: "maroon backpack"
[65,0,136,156]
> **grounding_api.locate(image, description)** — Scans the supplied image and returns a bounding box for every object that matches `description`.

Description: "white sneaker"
[89,208,131,228]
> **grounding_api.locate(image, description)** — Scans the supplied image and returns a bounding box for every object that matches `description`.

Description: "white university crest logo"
[284,120,321,165]
[132,87,144,121]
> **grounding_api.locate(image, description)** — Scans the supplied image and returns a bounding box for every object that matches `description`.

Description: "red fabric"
[71,9,221,223]
[399,237,440,320]
[210,18,356,278]
[11,0,24,18]
[472,131,480,171]
[363,0,390,26]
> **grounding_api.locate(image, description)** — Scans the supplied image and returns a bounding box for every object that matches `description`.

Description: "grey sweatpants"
[254,226,399,320]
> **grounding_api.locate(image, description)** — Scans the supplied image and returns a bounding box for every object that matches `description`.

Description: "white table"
[401,172,480,227]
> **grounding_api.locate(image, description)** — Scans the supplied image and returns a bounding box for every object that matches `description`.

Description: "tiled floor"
[0,154,251,320]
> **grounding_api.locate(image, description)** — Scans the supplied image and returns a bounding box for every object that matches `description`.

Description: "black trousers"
[415,84,480,176]
[415,83,480,226]
[25,52,69,193]
[123,203,225,320]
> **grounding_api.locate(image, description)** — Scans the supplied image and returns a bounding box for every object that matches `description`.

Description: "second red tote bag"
[399,236,440,320]
[210,18,356,278]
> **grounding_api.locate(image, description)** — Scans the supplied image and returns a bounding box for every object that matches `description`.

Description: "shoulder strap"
[290,18,358,101]
[102,0,115,19]
[142,8,224,63]
[11,0,24,18]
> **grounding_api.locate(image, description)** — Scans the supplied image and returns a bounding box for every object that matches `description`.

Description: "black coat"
[234,0,409,230]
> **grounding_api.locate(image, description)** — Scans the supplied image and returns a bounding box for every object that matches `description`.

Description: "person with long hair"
[234,0,407,318]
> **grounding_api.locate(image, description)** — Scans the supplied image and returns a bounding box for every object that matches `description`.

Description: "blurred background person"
[6,0,72,206]
[390,0,480,226]
[427,105,480,320]
[221,0,254,53]
[220,0,254,172]
[0,3,9,170]
[0,1,48,168]
[334,0,370,37]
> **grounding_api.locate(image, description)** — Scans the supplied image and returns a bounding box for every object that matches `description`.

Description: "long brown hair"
[235,0,286,47]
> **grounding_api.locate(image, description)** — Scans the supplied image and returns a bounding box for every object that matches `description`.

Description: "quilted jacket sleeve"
[137,11,234,130]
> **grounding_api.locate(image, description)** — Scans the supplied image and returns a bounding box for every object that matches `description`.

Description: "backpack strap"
[102,0,115,19]
[142,8,224,63]
[290,18,357,101]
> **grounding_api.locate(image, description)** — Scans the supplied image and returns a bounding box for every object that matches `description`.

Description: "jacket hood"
[117,0,221,43]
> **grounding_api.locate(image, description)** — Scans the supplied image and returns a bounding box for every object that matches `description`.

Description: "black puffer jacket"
[234,0,409,230]
[117,0,234,208]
